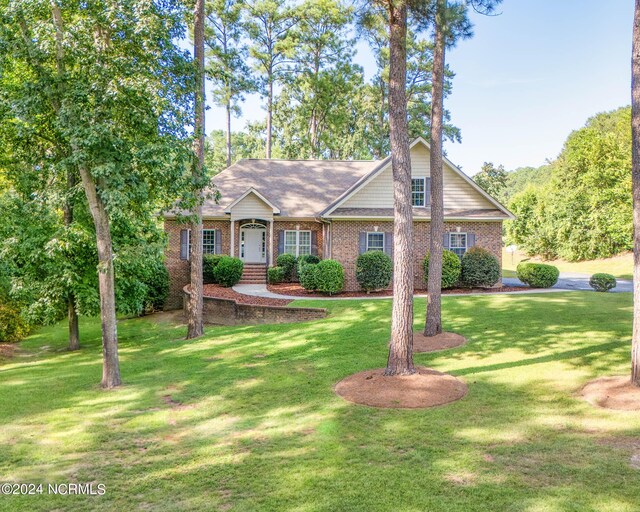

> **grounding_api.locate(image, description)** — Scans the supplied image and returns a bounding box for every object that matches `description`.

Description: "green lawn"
[502,248,633,280]
[1,293,640,511]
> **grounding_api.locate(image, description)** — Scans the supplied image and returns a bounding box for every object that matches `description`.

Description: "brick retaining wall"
[182,287,326,326]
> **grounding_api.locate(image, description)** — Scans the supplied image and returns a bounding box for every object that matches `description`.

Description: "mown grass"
[1,292,640,511]
[502,248,633,280]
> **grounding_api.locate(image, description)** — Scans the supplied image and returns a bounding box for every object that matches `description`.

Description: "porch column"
[230,219,235,257]
[269,219,274,266]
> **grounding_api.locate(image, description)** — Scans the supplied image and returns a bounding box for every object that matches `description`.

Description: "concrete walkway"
[232,283,572,301]
[503,272,632,293]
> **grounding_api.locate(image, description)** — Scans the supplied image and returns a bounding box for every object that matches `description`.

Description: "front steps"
[240,263,267,284]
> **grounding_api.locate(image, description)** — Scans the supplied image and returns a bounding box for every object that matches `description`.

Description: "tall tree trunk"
[78,167,121,388]
[631,0,640,386]
[64,172,80,351]
[52,2,80,351]
[266,76,273,158]
[187,0,205,339]
[226,100,232,168]
[385,0,415,377]
[425,0,446,337]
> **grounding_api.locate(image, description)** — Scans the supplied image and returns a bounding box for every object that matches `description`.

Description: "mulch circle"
[413,332,467,353]
[334,366,467,409]
[580,376,640,411]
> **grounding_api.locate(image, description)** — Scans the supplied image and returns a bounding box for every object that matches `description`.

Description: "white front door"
[241,226,266,263]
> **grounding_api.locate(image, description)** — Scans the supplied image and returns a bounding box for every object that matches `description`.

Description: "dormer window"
[412,177,430,207]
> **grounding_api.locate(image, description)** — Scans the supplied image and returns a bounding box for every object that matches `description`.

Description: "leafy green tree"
[507,107,632,262]
[0,0,195,387]
[357,7,459,159]
[502,164,552,202]
[205,0,256,168]
[204,128,267,173]
[473,162,507,200]
[245,0,299,158]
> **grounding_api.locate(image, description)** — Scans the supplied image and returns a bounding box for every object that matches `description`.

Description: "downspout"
[317,217,332,260]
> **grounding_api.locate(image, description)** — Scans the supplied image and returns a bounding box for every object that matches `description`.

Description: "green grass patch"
[1,293,640,511]
[503,248,633,280]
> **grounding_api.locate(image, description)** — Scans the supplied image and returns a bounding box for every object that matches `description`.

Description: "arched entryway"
[239,222,267,263]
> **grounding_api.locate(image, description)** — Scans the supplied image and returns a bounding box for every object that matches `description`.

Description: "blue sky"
[205,0,633,175]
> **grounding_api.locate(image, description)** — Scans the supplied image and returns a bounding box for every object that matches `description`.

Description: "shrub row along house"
[163,138,514,307]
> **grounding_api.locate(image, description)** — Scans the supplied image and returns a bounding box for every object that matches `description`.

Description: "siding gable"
[229,191,274,220]
[341,143,495,211]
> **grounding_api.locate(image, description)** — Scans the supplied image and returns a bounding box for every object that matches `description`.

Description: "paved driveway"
[503,272,633,293]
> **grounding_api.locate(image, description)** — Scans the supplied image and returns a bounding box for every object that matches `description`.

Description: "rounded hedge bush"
[356,251,392,292]
[203,254,223,284]
[276,254,296,282]
[516,262,559,288]
[297,254,320,273]
[298,262,319,291]
[267,266,286,284]
[423,250,462,289]
[461,247,500,287]
[315,259,345,295]
[143,260,170,312]
[212,256,244,287]
[589,273,617,292]
[0,303,28,343]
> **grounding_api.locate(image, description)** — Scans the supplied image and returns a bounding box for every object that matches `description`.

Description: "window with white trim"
[284,230,311,257]
[366,232,385,252]
[449,232,467,258]
[203,229,217,254]
[412,177,426,207]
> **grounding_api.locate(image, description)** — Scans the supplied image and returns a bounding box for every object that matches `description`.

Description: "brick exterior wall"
[330,220,503,292]
[164,219,231,309]
[272,220,325,261]
[164,218,502,305]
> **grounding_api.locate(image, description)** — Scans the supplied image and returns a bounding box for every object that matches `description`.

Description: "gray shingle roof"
[202,159,380,218]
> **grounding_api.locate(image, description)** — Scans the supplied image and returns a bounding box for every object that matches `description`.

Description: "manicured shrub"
[143,261,170,312]
[298,262,319,291]
[0,303,28,343]
[297,254,320,273]
[461,247,500,287]
[589,273,617,292]
[276,253,297,282]
[423,250,462,289]
[267,266,286,284]
[314,259,344,295]
[356,251,392,292]
[212,256,244,287]
[516,262,559,288]
[203,254,223,284]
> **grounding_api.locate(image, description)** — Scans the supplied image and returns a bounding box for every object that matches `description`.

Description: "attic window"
[412,178,426,207]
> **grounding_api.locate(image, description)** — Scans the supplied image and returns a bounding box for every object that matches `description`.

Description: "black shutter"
[358,232,367,254]
[277,231,284,256]
[180,229,189,260]
[384,232,393,257]
[443,233,450,249]
[311,231,318,256]
[214,229,222,254]
[467,233,476,248]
